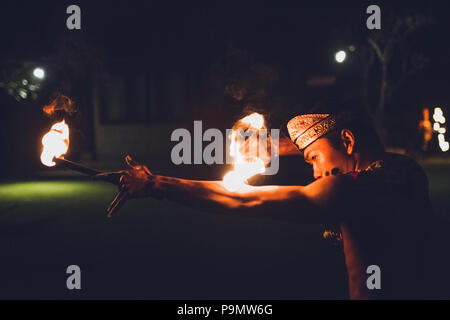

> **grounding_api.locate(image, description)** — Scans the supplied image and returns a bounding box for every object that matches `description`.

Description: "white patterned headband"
[286,112,355,150]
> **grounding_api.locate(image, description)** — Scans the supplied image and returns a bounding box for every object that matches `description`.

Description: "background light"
[335,50,346,63]
[33,67,45,79]
[19,89,27,99]
[434,107,449,152]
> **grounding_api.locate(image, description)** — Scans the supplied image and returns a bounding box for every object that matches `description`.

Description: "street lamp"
[335,50,346,63]
[33,67,45,79]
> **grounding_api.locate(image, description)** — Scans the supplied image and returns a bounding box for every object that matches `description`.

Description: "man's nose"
[313,171,322,180]
[313,165,322,180]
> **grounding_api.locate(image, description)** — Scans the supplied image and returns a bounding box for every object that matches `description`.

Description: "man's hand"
[94,155,153,217]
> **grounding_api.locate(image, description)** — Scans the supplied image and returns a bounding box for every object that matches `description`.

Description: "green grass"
[0,181,113,204]
[0,181,115,223]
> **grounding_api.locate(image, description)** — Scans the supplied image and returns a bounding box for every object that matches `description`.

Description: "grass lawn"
[0,164,449,299]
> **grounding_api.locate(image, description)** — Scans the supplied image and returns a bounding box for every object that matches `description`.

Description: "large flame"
[40,120,69,167]
[223,113,267,192]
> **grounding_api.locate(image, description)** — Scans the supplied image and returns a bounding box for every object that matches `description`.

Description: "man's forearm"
[150,175,321,223]
[153,175,269,211]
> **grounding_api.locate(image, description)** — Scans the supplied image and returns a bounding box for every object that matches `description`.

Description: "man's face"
[302,137,353,180]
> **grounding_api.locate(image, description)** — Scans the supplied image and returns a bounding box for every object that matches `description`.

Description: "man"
[96,110,431,299]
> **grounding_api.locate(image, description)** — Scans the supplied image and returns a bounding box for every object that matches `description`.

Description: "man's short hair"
[323,112,385,154]
[284,99,384,154]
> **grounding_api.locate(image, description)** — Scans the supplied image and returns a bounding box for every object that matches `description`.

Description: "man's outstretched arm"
[151,175,347,224]
[96,156,349,222]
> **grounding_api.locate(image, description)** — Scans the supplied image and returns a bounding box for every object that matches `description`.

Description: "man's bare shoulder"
[302,174,355,216]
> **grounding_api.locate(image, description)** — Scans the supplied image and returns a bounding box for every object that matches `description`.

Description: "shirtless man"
[96,110,431,299]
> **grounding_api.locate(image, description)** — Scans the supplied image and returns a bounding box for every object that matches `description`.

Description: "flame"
[43,95,76,117]
[240,112,264,130]
[40,120,69,167]
[43,104,57,116]
[223,112,267,192]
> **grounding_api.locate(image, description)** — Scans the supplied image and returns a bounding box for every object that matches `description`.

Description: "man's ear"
[340,129,355,154]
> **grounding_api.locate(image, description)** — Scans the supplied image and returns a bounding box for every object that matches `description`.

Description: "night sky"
[1,1,449,116]
[1,1,449,73]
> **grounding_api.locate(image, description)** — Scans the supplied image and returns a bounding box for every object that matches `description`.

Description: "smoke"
[223,46,278,109]
[43,94,76,117]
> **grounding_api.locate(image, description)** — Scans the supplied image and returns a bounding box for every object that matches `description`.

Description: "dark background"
[1,0,450,173]
[0,0,449,299]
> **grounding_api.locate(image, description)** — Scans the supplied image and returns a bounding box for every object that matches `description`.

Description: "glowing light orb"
[33,67,45,79]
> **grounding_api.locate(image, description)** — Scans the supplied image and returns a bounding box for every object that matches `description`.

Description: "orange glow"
[43,95,76,117]
[40,120,69,167]
[223,113,267,192]
[42,104,57,116]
